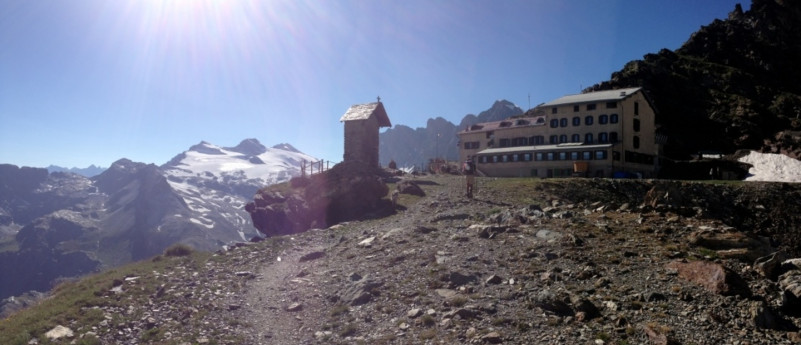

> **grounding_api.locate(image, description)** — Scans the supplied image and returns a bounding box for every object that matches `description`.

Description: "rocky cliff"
[586,0,801,159]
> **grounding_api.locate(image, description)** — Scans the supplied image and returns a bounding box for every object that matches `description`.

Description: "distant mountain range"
[46,165,106,177]
[379,100,523,168]
[0,139,316,301]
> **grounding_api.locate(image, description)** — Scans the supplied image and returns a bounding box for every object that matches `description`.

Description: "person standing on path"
[463,156,476,198]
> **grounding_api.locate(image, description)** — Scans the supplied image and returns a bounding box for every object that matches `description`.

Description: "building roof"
[339,102,391,127]
[459,115,546,134]
[476,143,614,155]
[539,87,642,107]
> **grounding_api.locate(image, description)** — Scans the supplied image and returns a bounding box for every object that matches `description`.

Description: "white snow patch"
[739,151,801,183]
[190,217,214,229]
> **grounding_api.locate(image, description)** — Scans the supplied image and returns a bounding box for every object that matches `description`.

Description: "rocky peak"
[187,141,225,155]
[226,138,268,156]
[92,158,158,194]
[272,143,301,153]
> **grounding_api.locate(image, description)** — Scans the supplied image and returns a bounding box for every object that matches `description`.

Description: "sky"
[0,0,747,168]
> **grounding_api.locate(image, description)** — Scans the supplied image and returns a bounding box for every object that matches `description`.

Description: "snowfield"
[739,151,801,183]
[159,139,317,241]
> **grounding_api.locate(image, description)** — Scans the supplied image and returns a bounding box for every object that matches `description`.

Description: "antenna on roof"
[377,96,381,103]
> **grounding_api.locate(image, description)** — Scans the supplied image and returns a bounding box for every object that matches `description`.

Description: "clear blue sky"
[1,0,746,168]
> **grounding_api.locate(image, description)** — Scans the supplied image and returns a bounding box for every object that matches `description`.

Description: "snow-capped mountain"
[160,139,318,243]
[0,139,316,301]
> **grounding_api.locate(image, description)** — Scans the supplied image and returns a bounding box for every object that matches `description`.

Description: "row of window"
[548,132,618,145]
[551,102,618,114]
[465,131,621,149]
[550,114,619,128]
[478,150,610,164]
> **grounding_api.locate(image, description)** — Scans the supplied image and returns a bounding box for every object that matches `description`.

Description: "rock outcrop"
[246,161,390,236]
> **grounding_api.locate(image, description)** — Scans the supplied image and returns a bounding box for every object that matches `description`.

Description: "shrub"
[163,244,194,257]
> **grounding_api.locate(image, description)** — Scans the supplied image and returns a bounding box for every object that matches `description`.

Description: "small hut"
[339,99,392,168]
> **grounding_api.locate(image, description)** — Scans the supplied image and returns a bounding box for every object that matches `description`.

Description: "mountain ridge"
[0,138,316,301]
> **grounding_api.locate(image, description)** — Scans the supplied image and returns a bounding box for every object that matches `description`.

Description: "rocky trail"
[8,175,801,345]
[223,175,801,344]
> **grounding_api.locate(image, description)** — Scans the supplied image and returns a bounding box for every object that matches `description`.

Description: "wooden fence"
[300,160,337,177]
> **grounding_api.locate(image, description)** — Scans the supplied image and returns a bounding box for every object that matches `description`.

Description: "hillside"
[586,0,801,159]
[3,175,801,344]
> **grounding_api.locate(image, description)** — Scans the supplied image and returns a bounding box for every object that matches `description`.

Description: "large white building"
[458,87,661,178]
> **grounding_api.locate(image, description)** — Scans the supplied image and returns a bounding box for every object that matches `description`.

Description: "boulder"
[749,300,786,330]
[688,228,773,261]
[754,251,788,280]
[779,270,801,315]
[396,180,425,196]
[531,290,573,316]
[666,260,750,296]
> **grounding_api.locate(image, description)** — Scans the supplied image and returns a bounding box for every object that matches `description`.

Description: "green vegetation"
[163,243,194,257]
[0,250,212,345]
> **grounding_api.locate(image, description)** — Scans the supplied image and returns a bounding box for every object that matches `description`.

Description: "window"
[512,154,519,162]
[610,132,618,143]
[546,152,555,161]
[598,132,608,143]
[502,155,509,163]
[463,141,479,149]
[585,133,593,144]
[583,151,592,160]
[560,118,568,127]
[599,114,608,124]
[585,116,593,125]
[479,156,487,163]
[633,136,640,149]
[559,152,567,160]
[530,135,544,145]
[606,101,617,108]
[613,151,620,161]
[499,138,510,147]
[571,134,580,142]
[633,118,641,132]
[523,153,532,161]
[559,135,568,143]
[610,114,619,123]
[535,152,544,161]
[634,101,639,115]
[492,155,499,163]
[549,135,558,144]
[552,107,557,114]
[570,151,579,160]
[595,150,607,160]
[587,103,596,111]
[486,131,494,138]
[572,117,581,126]
[573,105,580,112]
[550,119,558,128]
